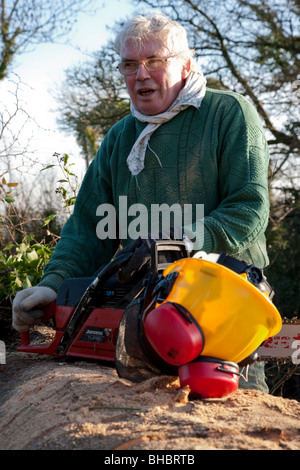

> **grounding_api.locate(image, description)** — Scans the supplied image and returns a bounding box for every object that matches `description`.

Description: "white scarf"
[127,70,207,176]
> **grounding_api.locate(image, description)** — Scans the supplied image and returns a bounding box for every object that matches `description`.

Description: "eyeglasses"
[117,56,178,75]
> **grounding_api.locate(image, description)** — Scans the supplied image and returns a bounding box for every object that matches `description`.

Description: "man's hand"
[12,286,57,332]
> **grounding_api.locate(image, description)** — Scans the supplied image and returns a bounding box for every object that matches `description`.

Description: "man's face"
[121,37,190,115]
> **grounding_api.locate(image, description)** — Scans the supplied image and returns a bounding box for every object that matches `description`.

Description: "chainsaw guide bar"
[257,317,300,363]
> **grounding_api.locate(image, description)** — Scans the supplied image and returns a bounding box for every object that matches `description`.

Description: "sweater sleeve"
[184,94,270,266]
[39,140,119,292]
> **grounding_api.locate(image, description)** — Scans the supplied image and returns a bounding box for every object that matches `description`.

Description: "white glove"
[12,286,57,332]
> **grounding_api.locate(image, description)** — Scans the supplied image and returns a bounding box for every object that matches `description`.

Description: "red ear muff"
[143,302,204,366]
[178,356,240,398]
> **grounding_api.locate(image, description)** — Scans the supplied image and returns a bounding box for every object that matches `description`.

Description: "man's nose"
[135,62,151,79]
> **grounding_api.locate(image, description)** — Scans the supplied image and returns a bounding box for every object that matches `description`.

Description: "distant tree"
[0,0,96,201]
[0,0,96,80]
[56,42,130,168]
[266,188,300,318]
[0,0,97,194]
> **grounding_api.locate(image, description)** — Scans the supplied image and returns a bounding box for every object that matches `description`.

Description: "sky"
[2,0,139,181]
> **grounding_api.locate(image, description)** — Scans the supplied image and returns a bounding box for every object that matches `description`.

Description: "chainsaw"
[18,241,187,361]
[18,241,300,367]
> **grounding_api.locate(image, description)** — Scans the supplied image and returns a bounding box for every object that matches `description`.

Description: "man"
[12,14,271,391]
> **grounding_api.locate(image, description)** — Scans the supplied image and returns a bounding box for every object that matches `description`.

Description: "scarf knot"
[127,71,206,176]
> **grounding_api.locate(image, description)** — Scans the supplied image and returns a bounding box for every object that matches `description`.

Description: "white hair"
[115,13,201,73]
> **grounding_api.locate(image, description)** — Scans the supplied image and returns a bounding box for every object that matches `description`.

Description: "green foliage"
[41,152,79,213]
[0,152,79,303]
[0,235,53,301]
[0,176,18,204]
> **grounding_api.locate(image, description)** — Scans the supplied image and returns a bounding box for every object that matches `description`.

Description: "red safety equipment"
[144,301,204,366]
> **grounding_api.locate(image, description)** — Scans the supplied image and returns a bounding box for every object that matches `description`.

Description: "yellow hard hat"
[149,254,282,364]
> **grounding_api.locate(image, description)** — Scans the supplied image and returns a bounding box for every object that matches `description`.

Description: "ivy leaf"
[43,214,57,226]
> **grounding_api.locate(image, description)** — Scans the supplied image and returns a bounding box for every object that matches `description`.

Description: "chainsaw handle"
[94,252,133,286]
[71,251,133,313]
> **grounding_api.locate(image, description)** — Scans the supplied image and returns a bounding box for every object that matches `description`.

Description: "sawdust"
[1,341,300,451]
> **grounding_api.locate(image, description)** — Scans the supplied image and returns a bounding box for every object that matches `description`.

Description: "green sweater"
[40,88,270,291]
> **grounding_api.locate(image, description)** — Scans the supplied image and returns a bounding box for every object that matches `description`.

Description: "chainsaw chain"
[282,316,300,325]
[259,316,300,364]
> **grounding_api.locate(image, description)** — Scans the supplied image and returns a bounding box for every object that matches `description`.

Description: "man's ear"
[182,58,192,79]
